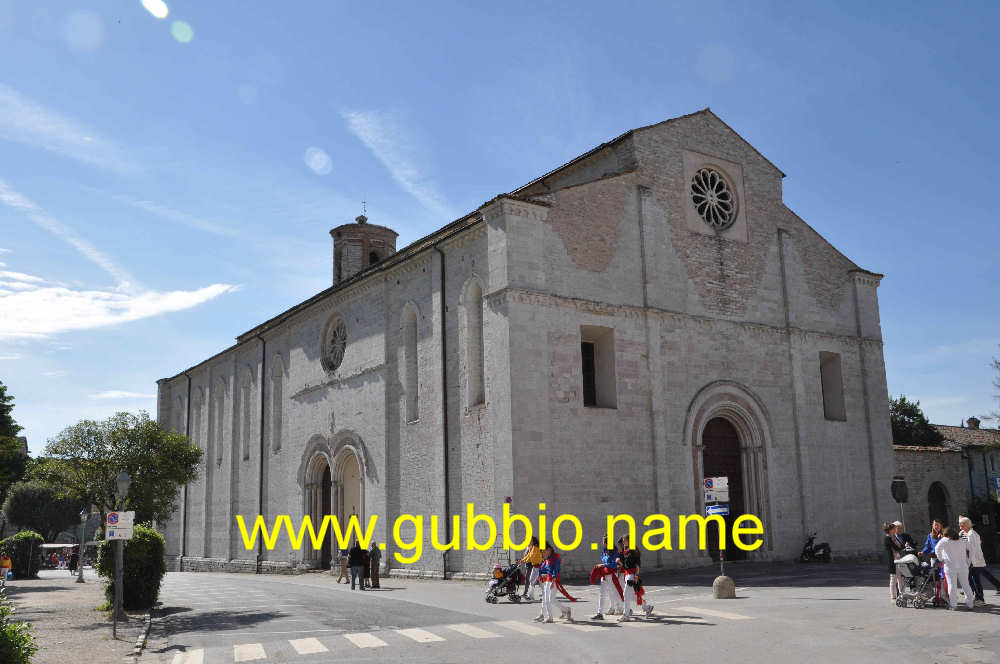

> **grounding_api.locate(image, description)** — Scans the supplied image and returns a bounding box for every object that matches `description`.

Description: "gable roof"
[511,108,784,197]
[933,424,1000,449]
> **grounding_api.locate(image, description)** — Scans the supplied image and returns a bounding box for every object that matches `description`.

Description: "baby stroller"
[894,546,938,609]
[485,561,525,604]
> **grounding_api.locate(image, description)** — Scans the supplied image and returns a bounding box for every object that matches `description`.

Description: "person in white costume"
[934,526,974,611]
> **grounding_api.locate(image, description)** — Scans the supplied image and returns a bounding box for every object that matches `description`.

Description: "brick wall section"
[892,446,966,539]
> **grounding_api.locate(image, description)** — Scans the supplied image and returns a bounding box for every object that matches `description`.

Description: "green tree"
[96,523,166,609]
[1,481,85,541]
[890,395,945,445]
[30,411,201,524]
[0,380,27,539]
[0,380,21,438]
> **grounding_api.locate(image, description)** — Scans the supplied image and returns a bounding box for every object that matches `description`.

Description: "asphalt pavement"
[141,562,1000,664]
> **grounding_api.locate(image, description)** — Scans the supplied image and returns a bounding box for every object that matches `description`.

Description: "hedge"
[0,531,44,579]
[0,589,37,664]
[96,523,166,610]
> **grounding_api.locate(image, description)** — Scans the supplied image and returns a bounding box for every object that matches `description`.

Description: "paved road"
[142,563,1000,664]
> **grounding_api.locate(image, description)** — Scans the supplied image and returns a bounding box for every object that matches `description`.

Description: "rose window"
[691,167,737,231]
[322,317,347,373]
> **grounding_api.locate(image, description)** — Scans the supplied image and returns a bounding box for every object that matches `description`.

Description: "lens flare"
[304,147,333,175]
[170,20,193,43]
[63,10,105,53]
[141,0,169,19]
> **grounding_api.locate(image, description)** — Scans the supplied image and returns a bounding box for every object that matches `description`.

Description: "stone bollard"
[712,575,736,599]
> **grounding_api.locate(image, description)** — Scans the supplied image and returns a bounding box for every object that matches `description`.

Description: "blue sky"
[1,1,998,454]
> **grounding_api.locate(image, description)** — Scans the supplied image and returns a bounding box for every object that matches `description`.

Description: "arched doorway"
[928,482,950,527]
[337,452,362,534]
[701,417,747,560]
[305,455,334,569]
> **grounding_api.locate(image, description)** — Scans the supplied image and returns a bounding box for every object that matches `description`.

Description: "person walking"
[959,516,999,605]
[347,541,366,590]
[590,537,623,620]
[0,552,12,588]
[533,545,571,623]
[519,536,542,600]
[618,536,653,621]
[368,541,382,589]
[336,547,349,583]
[935,527,975,611]
[68,547,79,574]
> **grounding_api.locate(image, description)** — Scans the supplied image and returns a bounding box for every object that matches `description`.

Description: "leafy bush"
[0,589,38,664]
[97,523,166,610]
[0,531,43,579]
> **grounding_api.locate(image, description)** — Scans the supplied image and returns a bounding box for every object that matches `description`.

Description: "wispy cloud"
[42,370,68,377]
[88,390,156,399]
[0,269,237,340]
[341,110,455,220]
[107,193,239,238]
[0,179,138,290]
[0,83,131,172]
[0,248,10,254]
[0,354,21,360]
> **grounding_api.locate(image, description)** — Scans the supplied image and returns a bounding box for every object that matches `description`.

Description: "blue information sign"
[706,504,730,516]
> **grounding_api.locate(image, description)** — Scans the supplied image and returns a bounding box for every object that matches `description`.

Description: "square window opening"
[819,351,846,421]
[581,326,617,409]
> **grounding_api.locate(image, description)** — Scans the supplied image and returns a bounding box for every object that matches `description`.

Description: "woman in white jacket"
[935,527,974,610]
[959,516,999,605]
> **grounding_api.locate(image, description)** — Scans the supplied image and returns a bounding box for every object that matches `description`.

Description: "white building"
[157,109,896,575]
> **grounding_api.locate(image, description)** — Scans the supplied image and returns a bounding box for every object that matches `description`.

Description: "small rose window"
[321,317,347,373]
[691,167,738,231]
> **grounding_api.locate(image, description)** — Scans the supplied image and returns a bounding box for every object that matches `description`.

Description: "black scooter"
[799,533,832,562]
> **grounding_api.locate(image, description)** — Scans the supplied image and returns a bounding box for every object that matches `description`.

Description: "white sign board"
[705,489,730,502]
[704,477,728,490]
[106,511,135,528]
[106,527,134,540]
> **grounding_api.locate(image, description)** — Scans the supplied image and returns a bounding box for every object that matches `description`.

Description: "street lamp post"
[76,509,88,584]
[112,471,131,640]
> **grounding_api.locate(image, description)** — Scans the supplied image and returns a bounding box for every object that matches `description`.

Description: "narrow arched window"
[402,306,419,421]
[465,281,485,406]
[240,370,253,461]
[270,355,283,452]
[213,380,225,466]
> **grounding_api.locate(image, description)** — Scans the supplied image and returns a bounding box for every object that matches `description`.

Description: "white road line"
[289,637,328,655]
[344,632,389,648]
[444,623,502,639]
[170,650,204,664]
[495,620,551,635]
[396,628,446,643]
[564,622,604,631]
[676,606,753,620]
[233,643,267,662]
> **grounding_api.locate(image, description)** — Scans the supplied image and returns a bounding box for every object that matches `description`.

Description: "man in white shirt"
[935,526,975,610]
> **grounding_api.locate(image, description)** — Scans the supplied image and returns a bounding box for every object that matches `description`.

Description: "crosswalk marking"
[564,622,605,631]
[289,637,328,654]
[171,650,204,664]
[495,620,551,635]
[344,632,389,648]
[445,623,502,639]
[396,628,446,643]
[676,606,752,620]
[233,643,267,662]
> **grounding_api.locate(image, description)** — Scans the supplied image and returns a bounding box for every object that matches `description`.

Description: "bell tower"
[330,213,399,285]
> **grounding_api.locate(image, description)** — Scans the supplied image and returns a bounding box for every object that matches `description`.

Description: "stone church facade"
[156,109,896,576]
